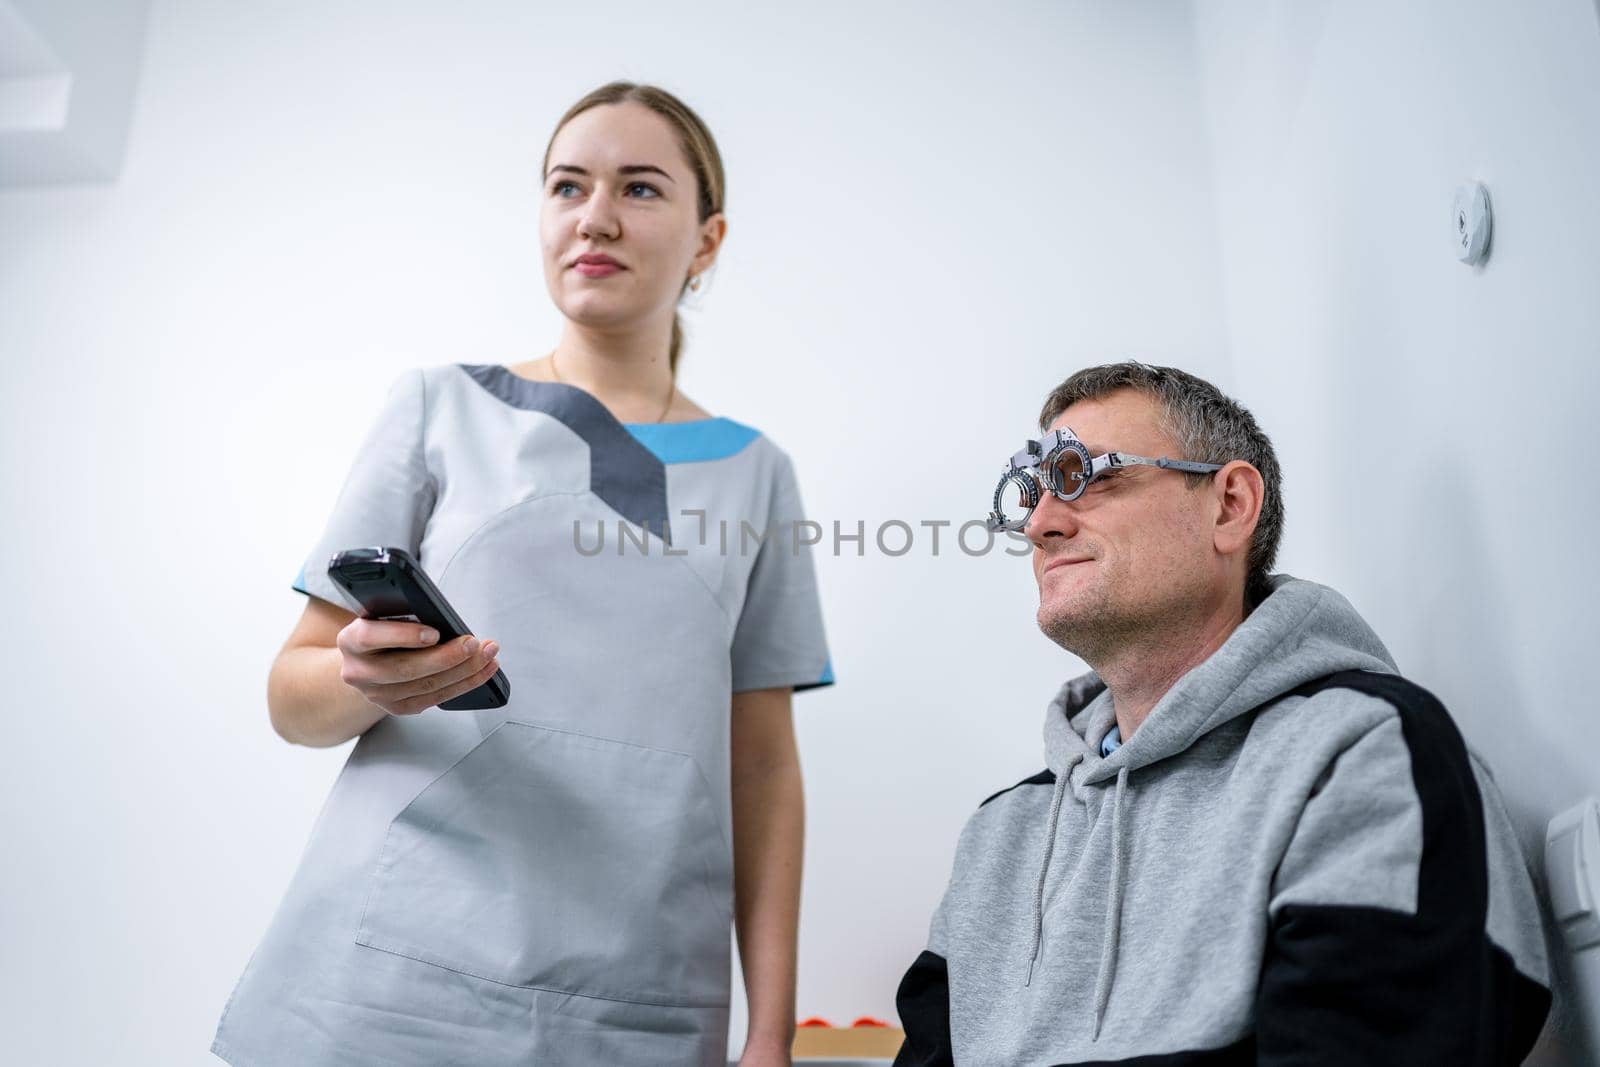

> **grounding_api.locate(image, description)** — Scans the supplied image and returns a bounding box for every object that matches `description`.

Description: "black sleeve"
[1257,904,1549,1065]
[1255,671,1551,1065]
[894,950,955,1067]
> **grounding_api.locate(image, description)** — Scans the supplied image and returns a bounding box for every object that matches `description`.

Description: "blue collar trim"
[624,418,761,465]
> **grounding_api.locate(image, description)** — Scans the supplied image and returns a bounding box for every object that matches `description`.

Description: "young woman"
[213,83,832,1067]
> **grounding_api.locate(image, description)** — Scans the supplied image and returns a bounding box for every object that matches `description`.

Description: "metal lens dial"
[1045,438,1093,499]
[991,469,1042,531]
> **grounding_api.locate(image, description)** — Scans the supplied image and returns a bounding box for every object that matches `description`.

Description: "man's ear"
[1212,460,1264,557]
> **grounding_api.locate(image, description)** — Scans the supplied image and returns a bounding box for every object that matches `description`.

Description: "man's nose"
[1024,489,1078,547]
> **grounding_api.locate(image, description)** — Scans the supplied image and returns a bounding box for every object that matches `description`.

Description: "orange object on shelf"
[795,1017,833,1028]
[850,1016,891,1028]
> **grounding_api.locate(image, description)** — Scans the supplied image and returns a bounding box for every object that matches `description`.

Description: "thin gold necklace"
[546,351,675,424]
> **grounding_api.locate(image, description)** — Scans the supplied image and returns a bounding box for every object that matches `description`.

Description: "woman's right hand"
[335,619,502,716]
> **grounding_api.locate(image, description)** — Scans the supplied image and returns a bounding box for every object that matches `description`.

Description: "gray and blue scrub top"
[213,364,832,1067]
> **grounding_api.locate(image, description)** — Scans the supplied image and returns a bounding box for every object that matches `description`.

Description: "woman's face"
[540,103,724,334]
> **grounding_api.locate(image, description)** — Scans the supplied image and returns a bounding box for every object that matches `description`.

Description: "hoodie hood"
[1043,574,1397,783]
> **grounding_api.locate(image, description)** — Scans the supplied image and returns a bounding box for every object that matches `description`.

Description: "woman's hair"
[543,82,726,373]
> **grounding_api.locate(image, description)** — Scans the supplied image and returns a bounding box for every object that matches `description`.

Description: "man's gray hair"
[1039,362,1284,606]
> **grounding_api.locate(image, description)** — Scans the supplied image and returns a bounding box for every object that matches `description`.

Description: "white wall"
[1191,0,1600,1061]
[0,0,150,183]
[0,2,1226,1062]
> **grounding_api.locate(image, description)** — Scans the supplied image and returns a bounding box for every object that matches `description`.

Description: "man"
[894,364,1551,1065]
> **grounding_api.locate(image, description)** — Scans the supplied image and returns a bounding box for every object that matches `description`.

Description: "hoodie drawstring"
[1025,765,1072,986]
[1091,765,1130,1039]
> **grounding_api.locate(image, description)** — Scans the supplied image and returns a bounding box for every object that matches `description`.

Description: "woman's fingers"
[379,645,502,716]
[339,630,478,688]
[364,640,497,703]
[334,617,501,715]
[338,617,440,656]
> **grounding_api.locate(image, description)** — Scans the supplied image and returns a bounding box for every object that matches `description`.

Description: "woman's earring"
[688,274,702,292]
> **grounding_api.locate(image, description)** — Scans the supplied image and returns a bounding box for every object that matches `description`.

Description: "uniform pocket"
[354,721,732,1007]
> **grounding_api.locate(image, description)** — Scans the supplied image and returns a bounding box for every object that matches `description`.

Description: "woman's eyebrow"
[618,164,676,182]
[545,163,676,183]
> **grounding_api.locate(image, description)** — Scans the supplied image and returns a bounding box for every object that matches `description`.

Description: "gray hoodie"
[895,575,1551,1066]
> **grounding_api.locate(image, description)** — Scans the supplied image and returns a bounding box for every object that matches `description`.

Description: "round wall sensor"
[1453,182,1492,265]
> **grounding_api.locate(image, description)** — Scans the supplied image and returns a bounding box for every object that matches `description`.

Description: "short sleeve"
[291,368,436,612]
[729,450,833,693]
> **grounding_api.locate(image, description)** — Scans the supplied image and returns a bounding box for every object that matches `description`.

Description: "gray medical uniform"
[212,364,832,1066]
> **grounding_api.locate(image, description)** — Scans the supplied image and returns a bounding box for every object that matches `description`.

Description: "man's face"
[1026,389,1221,659]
